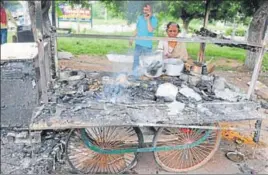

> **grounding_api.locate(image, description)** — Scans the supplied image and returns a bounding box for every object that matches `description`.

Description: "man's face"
[143,5,151,16]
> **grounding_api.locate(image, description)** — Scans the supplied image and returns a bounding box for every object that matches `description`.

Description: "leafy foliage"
[97,0,264,31]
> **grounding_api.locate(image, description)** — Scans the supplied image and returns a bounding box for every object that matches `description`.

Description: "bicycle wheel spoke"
[66,127,141,174]
[154,125,221,172]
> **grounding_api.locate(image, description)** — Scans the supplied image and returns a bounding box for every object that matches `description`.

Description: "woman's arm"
[179,43,189,61]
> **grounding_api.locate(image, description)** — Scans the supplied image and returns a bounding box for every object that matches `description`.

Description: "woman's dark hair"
[166,22,181,32]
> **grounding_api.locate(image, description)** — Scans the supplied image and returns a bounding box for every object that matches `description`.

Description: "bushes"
[225,28,246,36]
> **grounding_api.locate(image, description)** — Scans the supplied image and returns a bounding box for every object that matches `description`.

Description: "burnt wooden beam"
[35,1,48,104]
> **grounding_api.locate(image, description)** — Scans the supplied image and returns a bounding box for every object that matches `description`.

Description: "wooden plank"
[35,1,48,104]
[29,116,266,131]
[44,41,51,83]
[37,41,48,103]
[34,54,42,104]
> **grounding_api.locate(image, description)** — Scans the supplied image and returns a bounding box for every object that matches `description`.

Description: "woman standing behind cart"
[158,22,189,62]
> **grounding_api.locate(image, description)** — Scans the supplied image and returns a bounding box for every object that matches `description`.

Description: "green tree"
[100,1,243,32]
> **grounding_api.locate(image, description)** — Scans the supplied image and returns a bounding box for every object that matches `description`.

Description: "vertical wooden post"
[246,46,266,99]
[35,1,48,104]
[247,29,267,99]
[247,35,267,145]
[198,0,211,63]
[52,1,56,27]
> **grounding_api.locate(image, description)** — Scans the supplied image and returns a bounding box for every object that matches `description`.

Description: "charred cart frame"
[29,1,267,173]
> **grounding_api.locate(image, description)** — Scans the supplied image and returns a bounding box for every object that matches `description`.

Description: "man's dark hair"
[142,2,152,8]
[166,22,181,32]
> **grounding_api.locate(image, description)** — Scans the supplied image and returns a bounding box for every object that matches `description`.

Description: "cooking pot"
[163,59,184,76]
[140,51,164,78]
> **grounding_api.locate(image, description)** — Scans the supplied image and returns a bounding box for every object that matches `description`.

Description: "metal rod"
[56,33,263,47]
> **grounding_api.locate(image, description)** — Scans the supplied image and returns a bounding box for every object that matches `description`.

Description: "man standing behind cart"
[129,3,158,78]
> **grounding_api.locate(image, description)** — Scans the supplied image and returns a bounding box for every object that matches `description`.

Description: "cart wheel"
[66,127,143,174]
[153,125,221,172]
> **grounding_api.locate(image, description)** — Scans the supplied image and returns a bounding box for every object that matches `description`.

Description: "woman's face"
[167,24,179,38]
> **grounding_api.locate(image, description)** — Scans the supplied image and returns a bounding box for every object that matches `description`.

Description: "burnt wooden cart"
[30,27,267,175]
[29,36,266,173]
[24,1,267,173]
[30,71,266,173]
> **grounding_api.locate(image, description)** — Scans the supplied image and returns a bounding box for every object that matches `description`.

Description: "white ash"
[179,86,202,102]
[155,83,178,102]
[214,88,246,102]
[167,101,185,115]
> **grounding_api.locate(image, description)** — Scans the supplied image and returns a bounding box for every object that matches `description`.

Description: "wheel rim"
[153,126,221,172]
[66,127,142,174]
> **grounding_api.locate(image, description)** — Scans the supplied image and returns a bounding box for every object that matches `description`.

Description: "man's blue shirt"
[135,15,158,48]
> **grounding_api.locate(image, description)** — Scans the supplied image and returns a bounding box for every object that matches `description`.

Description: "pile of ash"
[53,70,248,106]
[1,129,70,174]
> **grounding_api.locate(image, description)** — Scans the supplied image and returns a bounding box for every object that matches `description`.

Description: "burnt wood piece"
[195,27,259,52]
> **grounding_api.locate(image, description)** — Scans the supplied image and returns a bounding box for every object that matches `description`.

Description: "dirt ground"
[57,55,268,174]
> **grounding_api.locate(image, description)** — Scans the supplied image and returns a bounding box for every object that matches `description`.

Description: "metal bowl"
[226,151,245,163]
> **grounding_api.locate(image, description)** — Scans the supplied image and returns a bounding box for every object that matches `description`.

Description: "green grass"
[58,37,131,55]
[57,37,268,71]
[186,43,247,61]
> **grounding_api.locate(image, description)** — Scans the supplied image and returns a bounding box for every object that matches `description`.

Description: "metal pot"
[163,59,184,76]
[141,52,164,78]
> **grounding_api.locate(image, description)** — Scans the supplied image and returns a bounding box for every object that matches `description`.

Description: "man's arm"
[145,6,156,32]
[146,19,154,32]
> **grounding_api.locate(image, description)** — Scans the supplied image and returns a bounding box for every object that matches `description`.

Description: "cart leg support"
[253,120,262,143]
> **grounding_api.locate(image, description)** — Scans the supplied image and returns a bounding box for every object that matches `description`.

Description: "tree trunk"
[245,1,268,70]
[182,20,190,34]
